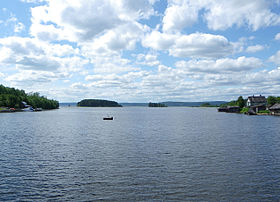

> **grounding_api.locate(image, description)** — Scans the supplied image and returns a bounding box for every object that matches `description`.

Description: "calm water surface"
[0,107,280,201]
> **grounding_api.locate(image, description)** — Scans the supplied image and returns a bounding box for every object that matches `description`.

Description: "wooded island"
[77,99,122,107]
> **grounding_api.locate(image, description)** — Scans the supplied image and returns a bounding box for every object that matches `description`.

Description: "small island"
[148,102,167,107]
[77,99,122,107]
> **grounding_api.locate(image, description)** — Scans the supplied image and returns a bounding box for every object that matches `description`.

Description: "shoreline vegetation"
[0,84,59,113]
[2,83,280,117]
[218,95,280,116]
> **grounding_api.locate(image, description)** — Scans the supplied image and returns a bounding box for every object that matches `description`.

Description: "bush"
[258,110,270,114]
[240,107,249,113]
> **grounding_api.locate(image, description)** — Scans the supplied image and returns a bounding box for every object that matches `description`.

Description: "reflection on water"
[0,107,280,201]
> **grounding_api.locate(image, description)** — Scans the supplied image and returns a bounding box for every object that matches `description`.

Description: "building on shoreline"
[269,103,280,115]
[246,95,266,107]
[246,95,267,113]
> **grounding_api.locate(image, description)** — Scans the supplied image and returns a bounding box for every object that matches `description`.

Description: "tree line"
[220,95,280,109]
[0,84,59,109]
[267,96,280,105]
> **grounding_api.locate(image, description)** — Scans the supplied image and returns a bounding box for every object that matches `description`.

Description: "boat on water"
[103,117,113,120]
[22,107,34,112]
[34,108,43,111]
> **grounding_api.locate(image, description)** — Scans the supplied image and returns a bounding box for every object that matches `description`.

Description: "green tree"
[200,102,211,107]
[237,96,245,108]
[0,84,59,109]
[267,96,277,105]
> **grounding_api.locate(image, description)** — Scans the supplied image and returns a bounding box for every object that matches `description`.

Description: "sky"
[0,0,280,102]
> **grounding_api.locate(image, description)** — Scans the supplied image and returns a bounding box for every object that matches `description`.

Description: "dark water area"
[0,107,280,201]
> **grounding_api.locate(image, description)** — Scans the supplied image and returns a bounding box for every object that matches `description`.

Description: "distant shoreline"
[60,101,226,107]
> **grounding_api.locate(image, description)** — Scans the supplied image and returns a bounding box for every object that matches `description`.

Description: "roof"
[269,103,280,110]
[247,95,266,103]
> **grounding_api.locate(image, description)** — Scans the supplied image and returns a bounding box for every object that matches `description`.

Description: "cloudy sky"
[0,0,280,102]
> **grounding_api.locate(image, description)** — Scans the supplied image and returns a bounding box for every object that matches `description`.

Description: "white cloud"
[269,50,280,65]
[80,22,148,55]
[2,0,280,102]
[246,45,264,53]
[162,0,280,32]
[176,56,263,73]
[143,31,233,58]
[5,70,57,84]
[275,33,280,40]
[162,0,199,32]
[0,37,87,75]
[89,55,139,74]
[14,22,25,33]
[30,0,155,42]
[204,0,280,31]
[203,67,280,88]
[136,53,160,66]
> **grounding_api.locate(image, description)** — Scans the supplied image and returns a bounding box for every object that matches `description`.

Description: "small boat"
[34,108,43,111]
[22,107,34,112]
[103,117,113,120]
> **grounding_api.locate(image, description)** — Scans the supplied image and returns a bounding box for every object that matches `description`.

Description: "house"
[246,95,266,107]
[269,103,280,115]
[246,95,267,113]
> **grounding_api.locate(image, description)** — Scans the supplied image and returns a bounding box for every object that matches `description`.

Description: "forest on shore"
[0,84,59,110]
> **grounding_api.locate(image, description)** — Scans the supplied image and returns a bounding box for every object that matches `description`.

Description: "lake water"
[0,107,280,201]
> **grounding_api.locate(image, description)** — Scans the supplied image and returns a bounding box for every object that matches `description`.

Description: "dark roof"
[247,95,266,103]
[269,103,280,110]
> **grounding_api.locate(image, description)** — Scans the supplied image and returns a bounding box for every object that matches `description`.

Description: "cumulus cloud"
[162,0,280,32]
[2,0,280,102]
[203,67,280,88]
[143,31,233,58]
[204,0,280,31]
[246,45,264,53]
[15,56,59,71]
[269,50,280,65]
[5,70,57,84]
[83,54,138,74]
[176,56,263,73]
[162,0,199,32]
[0,37,86,72]
[0,72,4,77]
[30,0,155,42]
[14,22,25,33]
[275,33,280,40]
[136,53,160,66]
[80,22,148,56]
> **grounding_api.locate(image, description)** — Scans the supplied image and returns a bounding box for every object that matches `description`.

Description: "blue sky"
[0,0,280,102]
